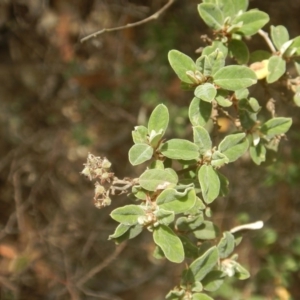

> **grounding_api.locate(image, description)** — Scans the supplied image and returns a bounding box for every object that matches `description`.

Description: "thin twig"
[77,242,127,287]
[80,0,175,43]
[12,171,25,233]
[258,29,277,53]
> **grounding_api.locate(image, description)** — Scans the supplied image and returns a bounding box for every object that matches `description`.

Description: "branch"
[258,29,277,53]
[76,242,127,287]
[80,0,175,43]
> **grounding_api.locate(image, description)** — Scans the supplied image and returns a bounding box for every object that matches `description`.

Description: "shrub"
[82,1,299,299]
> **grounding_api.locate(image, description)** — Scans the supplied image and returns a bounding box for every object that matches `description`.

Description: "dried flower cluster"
[81,153,114,208]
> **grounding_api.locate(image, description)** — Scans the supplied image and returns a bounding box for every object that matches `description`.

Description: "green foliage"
[82,0,299,299]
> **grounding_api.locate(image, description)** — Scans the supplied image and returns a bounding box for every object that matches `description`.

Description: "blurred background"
[0,0,300,299]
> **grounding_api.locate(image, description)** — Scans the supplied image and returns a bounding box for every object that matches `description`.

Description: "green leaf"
[218,132,249,162]
[157,188,197,214]
[238,98,260,129]
[192,293,214,300]
[295,60,300,77]
[128,144,153,166]
[260,117,292,137]
[280,40,294,57]
[198,3,224,30]
[266,56,286,83]
[149,160,164,169]
[148,131,164,148]
[221,0,248,18]
[214,65,257,91]
[132,125,148,144]
[235,88,249,100]
[202,41,228,58]
[202,270,225,292]
[234,262,250,280]
[139,168,178,191]
[293,85,300,106]
[249,50,271,63]
[161,139,199,160]
[217,232,235,259]
[108,224,143,243]
[270,25,289,51]
[193,221,219,240]
[168,50,197,83]
[132,185,148,200]
[185,246,219,282]
[152,245,165,260]
[155,209,175,225]
[233,10,270,36]
[239,109,257,130]
[194,83,217,102]
[166,289,185,299]
[108,223,130,239]
[189,97,212,127]
[215,89,232,107]
[196,51,225,76]
[198,165,220,204]
[176,215,204,232]
[186,197,206,215]
[148,104,169,136]
[285,36,300,57]
[218,171,229,196]
[228,39,249,64]
[211,151,229,168]
[193,126,212,155]
[249,143,266,165]
[180,235,200,259]
[153,225,184,263]
[110,205,145,225]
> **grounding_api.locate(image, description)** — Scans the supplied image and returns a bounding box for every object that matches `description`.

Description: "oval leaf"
[267,56,286,83]
[153,225,184,263]
[129,144,153,166]
[234,10,270,36]
[161,139,199,160]
[168,50,196,83]
[194,83,217,102]
[155,209,175,225]
[198,165,220,204]
[211,151,229,168]
[189,97,212,127]
[193,221,220,240]
[156,188,197,214]
[109,224,143,244]
[218,133,249,162]
[214,65,257,91]
[198,3,224,30]
[192,293,214,300]
[202,270,225,292]
[193,126,212,154]
[249,143,266,165]
[186,246,219,282]
[271,25,289,51]
[139,168,178,191]
[110,205,145,225]
[221,0,248,18]
[132,125,148,144]
[217,231,235,259]
[260,117,292,137]
[228,39,249,64]
[148,104,169,136]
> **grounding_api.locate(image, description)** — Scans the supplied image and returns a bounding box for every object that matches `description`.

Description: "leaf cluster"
[84,0,298,299]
